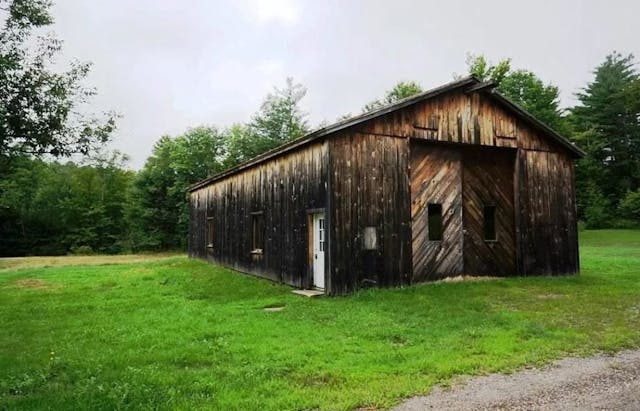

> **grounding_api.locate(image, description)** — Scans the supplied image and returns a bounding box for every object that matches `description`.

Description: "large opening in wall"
[428,203,443,241]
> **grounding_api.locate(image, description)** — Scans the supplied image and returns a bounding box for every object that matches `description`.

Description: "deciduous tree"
[363,81,423,112]
[0,0,116,158]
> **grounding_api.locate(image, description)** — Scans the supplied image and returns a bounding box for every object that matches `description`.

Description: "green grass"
[0,253,181,272]
[1,230,640,410]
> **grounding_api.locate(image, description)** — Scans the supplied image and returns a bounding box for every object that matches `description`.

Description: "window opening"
[428,203,443,241]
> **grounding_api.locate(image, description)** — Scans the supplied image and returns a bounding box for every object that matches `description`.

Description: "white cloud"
[243,0,299,25]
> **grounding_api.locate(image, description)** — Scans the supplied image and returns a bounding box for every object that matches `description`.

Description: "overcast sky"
[50,0,639,169]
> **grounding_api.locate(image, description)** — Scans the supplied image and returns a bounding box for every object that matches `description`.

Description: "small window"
[428,203,443,241]
[251,212,265,253]
[484,205,497,241]
[206,216,214,249]
[318,218,325,252]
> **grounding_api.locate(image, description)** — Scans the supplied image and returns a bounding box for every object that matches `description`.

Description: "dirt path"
[395,350,640,410]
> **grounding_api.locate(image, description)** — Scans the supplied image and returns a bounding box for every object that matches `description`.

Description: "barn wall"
[328,131,412,294]
[358,89,563,153]
[359,89,579,277]
[189,86,579,293]
[188,140,328,288]
[516,145,579,275]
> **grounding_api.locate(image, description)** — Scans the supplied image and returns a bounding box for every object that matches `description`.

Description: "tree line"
[0,78,310,255]
[1,0,639,256]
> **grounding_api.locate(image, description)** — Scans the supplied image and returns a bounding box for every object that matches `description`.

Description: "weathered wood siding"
[410,142,517,279]
[410,143,463,281]
[328,131,411,294]
[188,141,328,288]
[358,88,562,154]
[516,147,579,275]
[462,146,516,276]
[189,86,579,293]
[398,89,578,279]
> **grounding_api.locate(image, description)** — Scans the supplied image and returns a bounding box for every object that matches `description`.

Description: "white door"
[313,213,326,289]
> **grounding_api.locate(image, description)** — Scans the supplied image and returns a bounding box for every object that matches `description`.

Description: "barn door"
[312,212,326,289]
[462,147,516,275]
[410,144,464,281]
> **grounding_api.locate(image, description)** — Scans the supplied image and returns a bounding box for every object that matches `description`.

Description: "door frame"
[307,208,327,290]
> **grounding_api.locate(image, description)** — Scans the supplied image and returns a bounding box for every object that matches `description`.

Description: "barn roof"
[188,75,584,192]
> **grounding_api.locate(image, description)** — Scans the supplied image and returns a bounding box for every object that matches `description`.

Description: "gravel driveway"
[395,350,640,410]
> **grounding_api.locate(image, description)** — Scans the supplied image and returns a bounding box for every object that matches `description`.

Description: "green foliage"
[363,81,423,111]
[465,54,568,134]
[1,231,640,409]
[0,154,134,256]
[466,53,511,84]
[582,184,613,229]
[466,52,640,228]
[0,74,311,256]
[69,245,94,255]
[498,70,569,134]
[0,0,116,158]
[620,190,640,221]
[223,78,309,168]
[129,127,227,251]
[222,123,269,167]
[251,77,308,143]
[572,52,640,215]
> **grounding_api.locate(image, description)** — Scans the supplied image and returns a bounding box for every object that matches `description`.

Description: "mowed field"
[1,231,639,410]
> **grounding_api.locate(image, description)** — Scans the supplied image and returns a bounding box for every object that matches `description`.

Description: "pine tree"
[572,52,640,211]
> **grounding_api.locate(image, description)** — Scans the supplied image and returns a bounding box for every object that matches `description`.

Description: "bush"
[31,243,67,256]
[583,185,613,228]
[584,202,612,229]
[609,219,640,229]
[70,245,94,255]
[620,190,640,222]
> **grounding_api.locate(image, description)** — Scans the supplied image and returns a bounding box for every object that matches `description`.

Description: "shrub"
[70,245,94,255]
[620,190,640,222]
[583,190,612,229]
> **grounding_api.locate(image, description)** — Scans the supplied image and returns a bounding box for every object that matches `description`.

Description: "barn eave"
[188,75,584,193]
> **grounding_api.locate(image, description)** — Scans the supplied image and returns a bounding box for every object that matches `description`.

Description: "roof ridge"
[188,75,584,192]
[188,76,479,192]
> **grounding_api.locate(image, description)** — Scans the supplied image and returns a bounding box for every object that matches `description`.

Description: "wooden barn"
[188,76,584,295]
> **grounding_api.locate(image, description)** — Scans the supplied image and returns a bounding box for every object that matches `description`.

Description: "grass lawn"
[1,231,639,410]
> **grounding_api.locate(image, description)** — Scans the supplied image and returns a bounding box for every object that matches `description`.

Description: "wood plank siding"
[410,144,463,281]
[328,132,412,294]
[462,146,516,276]
[409,143,517,280]
[188,77,581,294]
[355,88,578,280]
[189,141,328,288]
[516,149,579,275]
[358,88,560,153]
